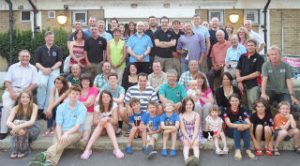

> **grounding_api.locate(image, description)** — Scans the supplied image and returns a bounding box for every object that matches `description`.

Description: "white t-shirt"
[94,102,117,119]
[205,115,223,132]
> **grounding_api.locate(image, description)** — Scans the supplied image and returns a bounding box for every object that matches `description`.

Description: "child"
[205,105,228,155]
[125,98,146,154]
[141,101,161,159]
[179,98,201,165]
[273,101,300,156]
[187,80,201,108]
[29,85,87,166]
[160,103,180,157]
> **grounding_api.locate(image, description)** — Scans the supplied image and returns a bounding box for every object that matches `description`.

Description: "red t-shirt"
[79,87,98,112]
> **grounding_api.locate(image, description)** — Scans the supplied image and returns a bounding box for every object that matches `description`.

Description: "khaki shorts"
[84,112,94,131]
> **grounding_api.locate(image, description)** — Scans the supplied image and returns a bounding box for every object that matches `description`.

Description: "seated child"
[205,105,228,155]
[125,98,146,154]
[29,85,86,166]
[187,80,201,109]
[141,101,161,159]
[273,101,300,156]
[160,103,180,157]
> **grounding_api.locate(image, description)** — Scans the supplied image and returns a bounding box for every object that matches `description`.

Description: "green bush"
[0,28,69,65]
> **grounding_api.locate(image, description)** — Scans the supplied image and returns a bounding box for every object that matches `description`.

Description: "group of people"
[0,14,300,166]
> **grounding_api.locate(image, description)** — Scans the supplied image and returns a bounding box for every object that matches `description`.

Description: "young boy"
[141,101,161,159]
[273,101,300,156]
[29,85,87,166]
[125,98,146,154]
[160,103,180,157]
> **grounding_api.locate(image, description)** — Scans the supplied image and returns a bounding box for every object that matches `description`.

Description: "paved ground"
[1,149,300,166]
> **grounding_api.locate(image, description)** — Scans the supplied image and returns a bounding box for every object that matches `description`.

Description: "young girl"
[160,103,180,157]
[179,98,201,165]
[81,90,124,159]
[223,93,256,160]
[273,101,300,156]
[7,91,40,159]
[125,98,146,154]
[205,105,228,155]
[44,76,69,137]
[79,73,98,147]
[250,98,274,156]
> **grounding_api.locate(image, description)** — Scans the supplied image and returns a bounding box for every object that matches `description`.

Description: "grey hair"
[167,69,178,76]
[216,30,225,36]
[268,45,281,56]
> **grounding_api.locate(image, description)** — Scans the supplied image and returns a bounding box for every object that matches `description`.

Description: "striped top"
[125,85,158,112]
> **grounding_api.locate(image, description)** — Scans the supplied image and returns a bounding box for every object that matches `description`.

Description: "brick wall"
[41,10,72,32]
[13,11,31,31]
[88,9,104,21]
[0,11,9,33]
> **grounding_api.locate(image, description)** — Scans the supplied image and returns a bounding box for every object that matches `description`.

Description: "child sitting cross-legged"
[160,103,180,157]
[140,101,161,159]
[125,98,146,154]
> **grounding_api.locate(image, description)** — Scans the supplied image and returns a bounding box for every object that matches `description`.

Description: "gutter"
[5,0,13,66]
[263,0,271,55]
[27,0,38,34]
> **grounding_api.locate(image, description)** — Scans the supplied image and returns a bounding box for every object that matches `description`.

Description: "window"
[21,11,31,22]
[245,10,260,25]
[72,11,87,25]
[208,10,224,24]
[48,11,56,19]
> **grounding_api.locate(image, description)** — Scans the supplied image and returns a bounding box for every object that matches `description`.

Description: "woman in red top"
[69,29,87,69]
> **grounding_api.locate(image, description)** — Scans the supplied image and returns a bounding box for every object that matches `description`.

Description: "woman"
[237,26,249,47]
[69,29,87,69]
[122,63,138,90]
[119,23,126,40]
[215,72,241,113]
[81,90,124,159]
[107,27,126,84]
[250,98,274,157]
[225,25,234,37]
[124,22,136,40]
[79,73,98,145]
[179,98,201,165]
[6,91,40,159]
[223,93,256,160]
[44,76,70,137]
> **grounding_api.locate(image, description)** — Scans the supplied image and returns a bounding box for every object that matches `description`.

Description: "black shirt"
[145,28,158,57]
[68,32,75,41]
[237,52,264,89]
[250,112,274,127]
[35,44,63,68]
[84,36,107,63]
[153,29,176,58]
[224,107,250,123]
[172,30,185,51]
[215,86,241,108]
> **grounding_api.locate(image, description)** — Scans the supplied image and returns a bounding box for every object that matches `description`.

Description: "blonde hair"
[278,101,290,109]
[209,105,220,115]
[188,80,197,86]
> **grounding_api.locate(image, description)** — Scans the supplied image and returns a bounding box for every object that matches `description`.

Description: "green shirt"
[159,83,187,103]
[261,61,293,93]
[108,39,125,70]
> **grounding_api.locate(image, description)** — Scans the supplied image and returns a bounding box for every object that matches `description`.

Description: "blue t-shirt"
[160,112,179,126]
[141,113,160,131]
[126,33,153,63]
[128,111,146,126]
[56,101,87,132]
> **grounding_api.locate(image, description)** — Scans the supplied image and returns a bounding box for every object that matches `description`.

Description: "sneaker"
[254,149,263,156]
[113,149,125,159]
[294,147,300,155]
[31,152,47,163]
[141,146,147,154]
[246,150,257,160]
[161,149,168,157]
[0,133,8,140]
[42,160,53,166]
[125,146,133,154]
[215,149,224,155]
[147,150,158,160]
[80,150,92,160]
[170,149,177,157]
[234,150,242,161]
[223,147,229,154]
[185,156,200,166]
[274,148,280,156]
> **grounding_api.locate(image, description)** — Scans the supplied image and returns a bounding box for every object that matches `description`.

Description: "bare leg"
[192,141,200,159]
[288,128,300,148]
[127,126,137,146]
[105,122,121,151]
[275,130,288,148]
[162,131,170,149]
[84,122,105,152]
[182,140,190,161]
[171,131,177,150]
[264,126,273,150]
[254,125,263,150]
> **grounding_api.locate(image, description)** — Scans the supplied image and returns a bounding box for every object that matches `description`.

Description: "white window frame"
[72,10,88,26]
[208,10,224,24]
[48,11,56,19]
[20,11,31,22]
[244,9,260,25]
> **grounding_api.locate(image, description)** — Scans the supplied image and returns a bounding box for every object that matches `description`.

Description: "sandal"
[17,152,27,158]
[10,152,18,159]
[274,148,280,156]
[42,130,52,137]
[265,148,273,156]
[113,149,124,159]
[123,131,130,137]
[80,150,92,160]
[254,149,263,156]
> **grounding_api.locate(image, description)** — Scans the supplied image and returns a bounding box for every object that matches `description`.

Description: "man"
[159,69,187,112]
[84,16,96,38]
[0,50,38,140]
[148,61,167,92]
[36,31,63,114]
[127,21,153,74]
[97,20,113,42]
[192,14,211,57]
[261,45,299,105]
[236,39,264,109]
[171,20,185,74]
[244,20,265,53]
[207,30,231,90]
[179,60,208,88]
[68,21,83,47]
[84,25,107,80]
[93,61,111,90]
[107,17,119,35]
[145,16,159,69]
[153,16,178,72]
[177,22,206,73]
[29,86,86,166]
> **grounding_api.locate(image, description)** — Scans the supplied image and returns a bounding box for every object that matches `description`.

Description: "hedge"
[0,28,69,65]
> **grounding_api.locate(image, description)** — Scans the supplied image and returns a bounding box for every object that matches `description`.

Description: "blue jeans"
[226,121,251,150]
[47,106,57,129]
[266,90,292,105]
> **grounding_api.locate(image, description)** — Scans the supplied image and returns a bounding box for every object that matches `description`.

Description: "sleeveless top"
[179,112,200,140]
[108,39,125,69]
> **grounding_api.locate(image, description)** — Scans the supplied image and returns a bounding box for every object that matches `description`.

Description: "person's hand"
[59,133,69,144]
[291,96,299,105]
[287,114,294,120]
[87,62,92,68]
[9,90,17,100]
[42,68,52,75]
[238,82,244,95]
[261,93,269,101]
[45,110,52,119]
[127,108,133,117]
[236,77,244,83]
[189,138,195,147]
[174,103,181,111]
[237,125,244,131]
[136,56,144,62]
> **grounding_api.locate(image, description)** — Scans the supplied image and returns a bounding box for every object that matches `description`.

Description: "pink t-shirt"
[199,88,212,106]
[79,87,98,112]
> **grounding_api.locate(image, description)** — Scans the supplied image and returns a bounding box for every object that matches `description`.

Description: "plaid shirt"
[178,71,209,88]
[93,74,108,89]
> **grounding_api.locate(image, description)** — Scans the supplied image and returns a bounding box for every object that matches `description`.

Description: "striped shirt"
[125,85,158,112]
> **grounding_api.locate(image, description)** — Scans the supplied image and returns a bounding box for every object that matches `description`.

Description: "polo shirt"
[128,111,146,126]
[141,113,161,131]
[237,52,264,89]
[177,33,206,61]
[192,25,210,39]
[66,75,80,86]
[159,83,187,104]
[225,44,247,67]
[99,31,113,42]
[35,44,63,68]
[56,101,87,132]
[211,40,231,69]
[160,112,180,126]
[84,36,107,63]
[153,29,176,58]
[126,33,153,63]
[102,84,125,98]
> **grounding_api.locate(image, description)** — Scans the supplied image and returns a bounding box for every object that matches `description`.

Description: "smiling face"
[164,103,174,113]
[101,92,112,105]
[138,75,147,89]
[222,74,231,86]
[131,102,141,114]
[246,41,256,53]
[148,104,157,115]
[279,104,290,116]
[229,96,240,110]
[81,79,90,88]
[129,64,137,74]
[69,90,81,102]
[20,92,31,106]
[160,18,169,30]
[71,64,81,77]
[185,100,194,112]
[108,75,118,86]
[210,110,219,119]
[256,102,266,114]
[19,51,30,66]
[54,79,64,91]
[268,49,281,64]
[45,34,54,45]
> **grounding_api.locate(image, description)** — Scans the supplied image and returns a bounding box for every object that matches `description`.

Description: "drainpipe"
[263,0,271,55]
[5,0,13,66]
[27,0,38,35]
